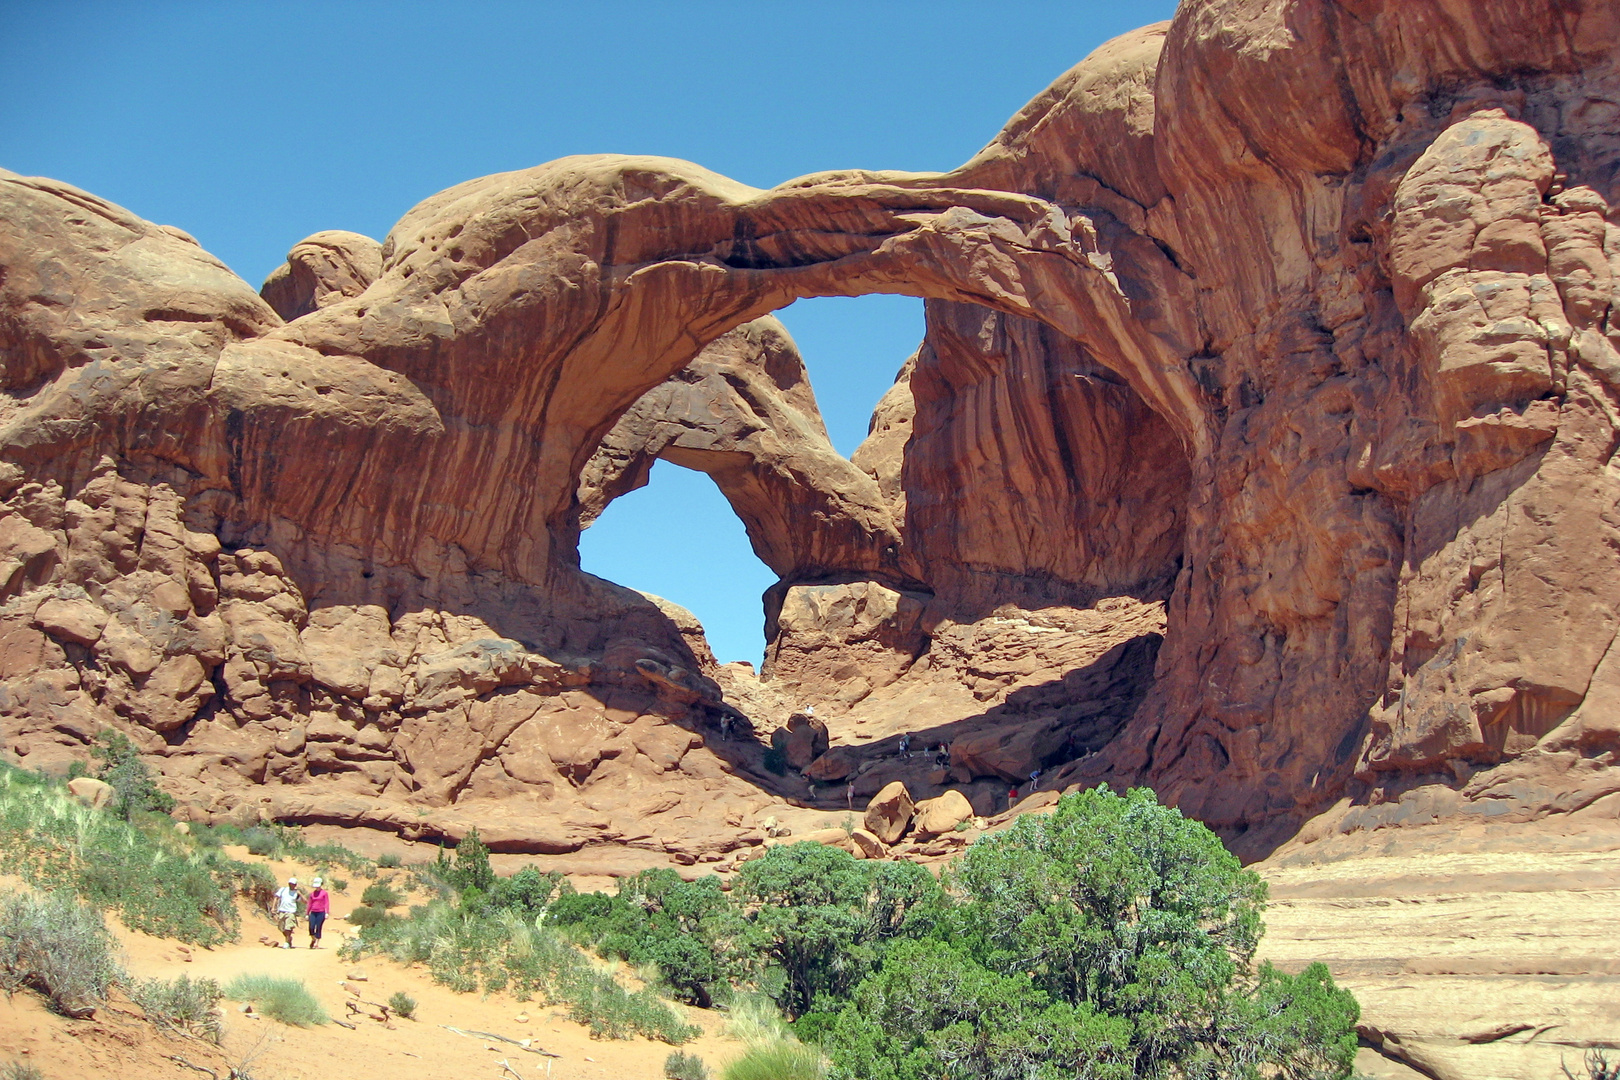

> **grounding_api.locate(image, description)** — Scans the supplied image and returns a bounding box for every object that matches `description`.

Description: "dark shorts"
[308,911,326,937]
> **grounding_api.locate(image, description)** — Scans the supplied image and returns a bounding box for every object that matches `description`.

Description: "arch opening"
[574,285,1192,819]
[579,458,776,667]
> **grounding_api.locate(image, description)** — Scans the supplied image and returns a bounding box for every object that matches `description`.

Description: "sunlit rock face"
[3,0,1620,867]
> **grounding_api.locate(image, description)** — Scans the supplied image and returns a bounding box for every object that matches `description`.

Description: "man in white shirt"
[271,877,301,949]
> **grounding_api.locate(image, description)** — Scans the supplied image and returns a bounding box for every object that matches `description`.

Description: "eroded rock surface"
[0,0,1617,904]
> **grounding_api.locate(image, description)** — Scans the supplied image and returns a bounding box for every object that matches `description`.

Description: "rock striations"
[2,0,1619,891]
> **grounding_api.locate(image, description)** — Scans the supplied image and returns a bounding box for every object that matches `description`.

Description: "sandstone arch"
[2,0,1619,864]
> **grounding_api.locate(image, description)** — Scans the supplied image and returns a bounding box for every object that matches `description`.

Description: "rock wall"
[899,300,1189,619]
[3,0,1619,862]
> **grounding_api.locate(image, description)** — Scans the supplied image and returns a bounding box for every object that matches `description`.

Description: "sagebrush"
[0,889,123,1018]
[130,973,223,1041]
[665,1049,710,1080]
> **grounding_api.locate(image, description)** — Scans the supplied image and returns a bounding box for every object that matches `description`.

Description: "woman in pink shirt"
[307,876,331,949]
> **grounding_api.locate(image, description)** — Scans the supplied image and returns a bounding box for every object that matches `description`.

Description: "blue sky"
[1,0,1177,664]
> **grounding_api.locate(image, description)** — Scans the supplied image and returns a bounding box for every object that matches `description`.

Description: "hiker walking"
[1029,768,1042,792]
[1007,785,1020,811]
[307,876,330,949]
[271,876,301,949]
[846,780,855,810]
[898,733,911,757]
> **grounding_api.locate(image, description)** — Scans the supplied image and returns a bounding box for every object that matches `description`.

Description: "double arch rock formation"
[3,0,1619,860]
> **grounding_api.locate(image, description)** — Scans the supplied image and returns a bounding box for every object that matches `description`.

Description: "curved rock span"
[2,0,1619,883]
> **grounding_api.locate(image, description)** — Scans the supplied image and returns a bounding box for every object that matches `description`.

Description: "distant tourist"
[846,780,855,810]
[1029,768,1042,791]
[1008,786,1020,810]
[899,733,911,757]
[307,876,330,949]
[271,877,301,949]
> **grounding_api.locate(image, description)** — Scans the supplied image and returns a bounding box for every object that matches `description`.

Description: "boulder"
[950,720,1066,784]
[67,776,114,809]
[773,710,829,772]
[863,781,915,844]
[846,828,887,860]
[912,790,974,839]
[804,745,859,782]
[34,598,107,646]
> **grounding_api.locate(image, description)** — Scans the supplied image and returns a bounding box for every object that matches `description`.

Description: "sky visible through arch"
[1,0,1177,665]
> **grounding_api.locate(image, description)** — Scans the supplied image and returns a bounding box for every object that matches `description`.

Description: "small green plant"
[0,889,123,1018]
[378,853,402,869]
[330,876,348,893]
[722,1040,824,1080]
[439,828,494,894]
[953,819,971,832]
[839,815,854,837]
[1,1060,44,1080]
[361,881,402,909]
[130,973,223,1041]
[240,827,281,858]
[665,1049,710,1080]
[387,990,417,1019]
[91,730,175,819]
[346,905,387,928]
[224,974,329,1027]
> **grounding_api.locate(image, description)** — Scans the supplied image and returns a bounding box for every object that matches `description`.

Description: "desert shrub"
[562,869,744,1009]
[240,827,280,857]
[547,889,615,927]
[130,973,223,1041]
[346,905,387,928]
[387,990,417,1019]
[665,1049,710,1080]
[361,881,402,909]
[820,787,1359,1080]
[377,853,402,869]
[330,876,348,893]
[224,973,328,1026]
[489,866,567,915]
[722,1040,824,1080]
[91,730,175,819]
[1,1061,44,1080]
[734,843,944,1017]
[435,828,495,894]
[761,747,788,775]
[0,889,122,1017]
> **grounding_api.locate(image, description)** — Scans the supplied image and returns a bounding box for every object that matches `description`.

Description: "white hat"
[312,877,323,888]
[288,877,298,885]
